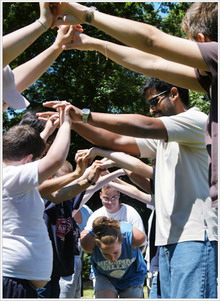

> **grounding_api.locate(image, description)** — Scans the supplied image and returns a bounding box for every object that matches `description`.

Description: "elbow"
[142,26,164,55]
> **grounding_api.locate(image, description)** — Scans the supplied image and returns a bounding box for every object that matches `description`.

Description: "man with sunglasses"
[40,76,217,298]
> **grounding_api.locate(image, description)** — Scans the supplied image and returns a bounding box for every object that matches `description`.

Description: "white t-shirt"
[2,161,53,280]
[85,203,145,234]
[136,108,218,246]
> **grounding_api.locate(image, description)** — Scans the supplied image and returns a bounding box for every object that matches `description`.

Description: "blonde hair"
[92,216,122,247]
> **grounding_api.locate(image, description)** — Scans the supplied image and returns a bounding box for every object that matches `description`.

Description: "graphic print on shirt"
[97,257,136,278]
[56,217,73,241]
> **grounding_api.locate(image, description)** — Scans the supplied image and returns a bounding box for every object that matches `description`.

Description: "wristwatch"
[85,6,97,24]
[81,108,91,123]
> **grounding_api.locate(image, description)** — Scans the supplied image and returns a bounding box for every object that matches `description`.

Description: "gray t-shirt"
[195,42,218,207]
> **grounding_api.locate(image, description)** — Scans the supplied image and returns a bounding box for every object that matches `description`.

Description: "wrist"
[85,6,97,24]
[51,42,63,52]
[68,3,88,23]
[86,177,96,186]
[36,19,49,31]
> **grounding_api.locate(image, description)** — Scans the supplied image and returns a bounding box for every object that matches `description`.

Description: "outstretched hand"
[41,101,82,123]
[53,25,83,49]
[74,156,89,178]
[36,101,74,127]
[49,2,88,28]
[87,160,106,184]
[62,32,96,51]
[75,147,97,164]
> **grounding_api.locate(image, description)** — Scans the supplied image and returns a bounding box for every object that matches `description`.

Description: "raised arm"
[3,2,53,67]
[51,3,208,72]
[38,156,87,197]
[40,102,167,141]
[13,25,81,93]
[124,170,153,194]
[108,178,152,205]
[63,32,203,92]
[72,168,125,216]
[42,160,102,204]
[38,104,72,184]
[76,147,153,179]
[37,109,140,155]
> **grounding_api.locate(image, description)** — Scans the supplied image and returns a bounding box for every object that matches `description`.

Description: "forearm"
[74,169,125,208]
[126,171,153,194]
[88,112,167,140]
[13,44,63,93]
[46,178,91,204]
[89,39,202,92]
[38,170,83,196]
[38,121,71,183]
[3,21,47,67]
[109,181,152,204]
[91,11,207,70]
[47,122,70,163]
[86,9,158,54]
[92,147,153,178]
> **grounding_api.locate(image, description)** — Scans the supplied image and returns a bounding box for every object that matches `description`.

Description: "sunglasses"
[147,89,169,108]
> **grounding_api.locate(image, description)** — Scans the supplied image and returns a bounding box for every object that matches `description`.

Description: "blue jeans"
[149,272,161,299]
[159,234,218,298]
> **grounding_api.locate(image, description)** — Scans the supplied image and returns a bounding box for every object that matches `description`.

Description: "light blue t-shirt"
[90,221,147,290]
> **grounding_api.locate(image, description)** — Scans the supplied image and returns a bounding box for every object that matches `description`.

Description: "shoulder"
[197,42,218,60]
[161,108,208,129]
[3,161,39,190]
[122,203,141,216]
[85,207,104,227]
[120,221,132,234]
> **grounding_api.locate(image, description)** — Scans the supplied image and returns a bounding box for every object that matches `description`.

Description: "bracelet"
[87,178,96,186]
[36,19,48,31]
[85,6,97,24]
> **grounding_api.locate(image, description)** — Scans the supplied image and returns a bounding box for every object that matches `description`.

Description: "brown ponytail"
[92,216,122,247]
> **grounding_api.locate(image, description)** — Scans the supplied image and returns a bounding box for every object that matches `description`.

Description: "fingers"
[43,100,70,108]
[36,111,58,117]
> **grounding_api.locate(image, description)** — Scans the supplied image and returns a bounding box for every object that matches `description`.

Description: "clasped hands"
[36,100,82,126]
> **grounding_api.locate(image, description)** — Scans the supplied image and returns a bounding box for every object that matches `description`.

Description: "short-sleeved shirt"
[195,42,218,207]
[85,203,145,234]
[90,221,147,290]
[3,161,53,280]
[136,108,218,246]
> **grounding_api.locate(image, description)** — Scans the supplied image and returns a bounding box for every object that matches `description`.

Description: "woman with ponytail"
[80,216,147,298]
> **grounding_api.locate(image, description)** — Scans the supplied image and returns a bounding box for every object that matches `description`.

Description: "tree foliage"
[3,2,209,213]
